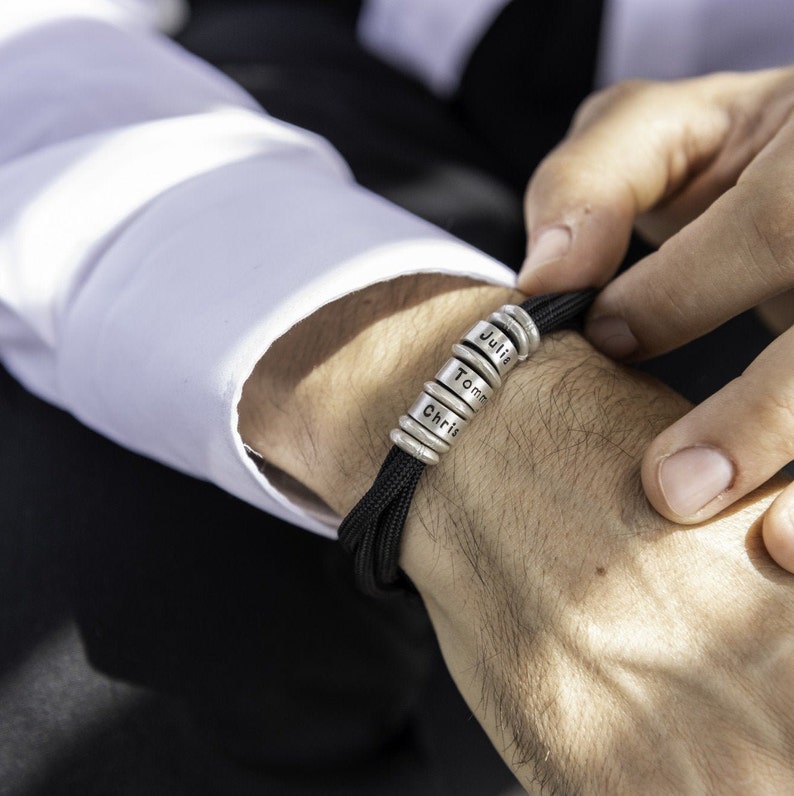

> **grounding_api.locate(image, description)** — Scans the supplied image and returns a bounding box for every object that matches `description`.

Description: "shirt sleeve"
[597,0,794,85]
[0,3,516,538]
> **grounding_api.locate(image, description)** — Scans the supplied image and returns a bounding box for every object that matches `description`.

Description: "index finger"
[586,114,794,361]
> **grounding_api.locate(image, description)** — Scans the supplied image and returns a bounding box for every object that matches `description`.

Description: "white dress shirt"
[1,0,792,537]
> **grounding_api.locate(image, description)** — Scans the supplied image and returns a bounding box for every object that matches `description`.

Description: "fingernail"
[585,316,639,359]
[658,446,735,518]
[521,226,572,275]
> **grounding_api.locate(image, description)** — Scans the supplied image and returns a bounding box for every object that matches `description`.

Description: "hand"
[241,279,794,792]
[519,67,794,572]
[402,336,794,794]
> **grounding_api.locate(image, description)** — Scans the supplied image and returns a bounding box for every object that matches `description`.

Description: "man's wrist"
[398,332,662,601]
[237,274,522,516]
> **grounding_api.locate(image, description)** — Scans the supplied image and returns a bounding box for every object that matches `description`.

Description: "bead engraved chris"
[461,321,518,377]
[407,392,468,444]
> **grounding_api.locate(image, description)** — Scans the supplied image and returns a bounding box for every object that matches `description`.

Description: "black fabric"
[179,0,530,268]
[338,447,426,598]
[456,0,606,183]
[0,2,775,795]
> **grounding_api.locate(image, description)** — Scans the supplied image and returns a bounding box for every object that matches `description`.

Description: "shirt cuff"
[0,9,516,538]
[53,157,516,538]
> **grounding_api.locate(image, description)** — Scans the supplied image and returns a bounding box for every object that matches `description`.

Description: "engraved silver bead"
[434,357,493,413]
[407,392,468,446]
[500,304,540,354]
[423,380,474,421]
[398,415,450,454]
[389,304,544,465]
[451,343,501,389]
[460,320,518,377]
[390,428,440,465]
[488,310,530,359]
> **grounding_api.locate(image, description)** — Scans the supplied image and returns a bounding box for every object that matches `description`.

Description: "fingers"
[585,115,794,361]
[641,328,794,524]
[763,483,794,573]
[520,78,733,295]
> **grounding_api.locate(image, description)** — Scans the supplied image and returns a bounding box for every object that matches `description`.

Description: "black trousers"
[0,3,772,794]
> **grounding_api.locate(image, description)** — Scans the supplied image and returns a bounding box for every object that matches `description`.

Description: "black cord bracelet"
[337,290,596,597]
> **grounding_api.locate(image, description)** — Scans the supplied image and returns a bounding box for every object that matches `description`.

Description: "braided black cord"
[520,290,596,334]
[338,446,425,597]
[337,289,596,597]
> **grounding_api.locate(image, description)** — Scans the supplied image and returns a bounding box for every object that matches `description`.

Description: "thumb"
[641,329,794,525]
[763,483,794,574]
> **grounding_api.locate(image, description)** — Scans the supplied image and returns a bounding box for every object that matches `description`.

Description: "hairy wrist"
[400,334,673,595]
[237,274,522,513]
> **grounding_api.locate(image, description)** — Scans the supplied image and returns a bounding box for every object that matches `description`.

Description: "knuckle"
[737,180,794,287]
[529,147,583,200]
[765,388,794,432]
[741,366,794,454]
[534,81,654,192]
[571,80,654,131]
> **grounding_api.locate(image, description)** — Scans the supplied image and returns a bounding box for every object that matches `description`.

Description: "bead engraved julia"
[462,321,518,377]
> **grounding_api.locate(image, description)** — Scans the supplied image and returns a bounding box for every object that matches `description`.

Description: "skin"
[240,274,794,794]
[519,66,794,574]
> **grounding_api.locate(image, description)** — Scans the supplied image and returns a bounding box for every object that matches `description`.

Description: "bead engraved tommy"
[435,358,493,413]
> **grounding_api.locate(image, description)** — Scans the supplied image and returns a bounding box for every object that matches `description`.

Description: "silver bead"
[434,357,493,413]
[407,392,468,446]
[488,310,530,359]
[460,320,518,377]
[500,304,540,354]
[388,305,544,464]
[398,414,450,454]
[451,343,501,389]
[390,428,440,465]
[423,380,475,421]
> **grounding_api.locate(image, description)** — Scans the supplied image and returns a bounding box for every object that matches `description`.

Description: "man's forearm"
[239,276,794,794]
